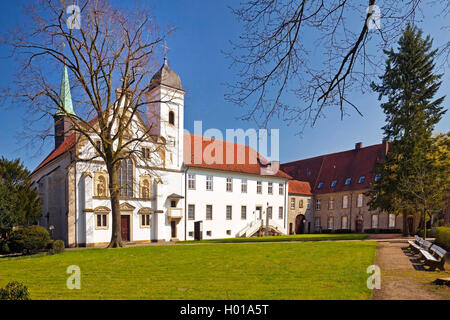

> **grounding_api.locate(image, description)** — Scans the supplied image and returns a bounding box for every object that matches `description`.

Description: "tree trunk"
[402,209,408,237]
[423,212,427,240]
[107,162,123,248]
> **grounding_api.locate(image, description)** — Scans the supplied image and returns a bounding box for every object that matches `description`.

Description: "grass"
[0,241,377,300]
[180,233,369,244]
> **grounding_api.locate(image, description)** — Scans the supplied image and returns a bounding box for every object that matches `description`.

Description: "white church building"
[30,59,290,247]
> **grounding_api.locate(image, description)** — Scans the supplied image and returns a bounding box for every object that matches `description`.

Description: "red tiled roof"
[32,130,291,179]
[288,180,312,195]
[281,143,389,194]
[32,133,76,174]
[183,133,291,179]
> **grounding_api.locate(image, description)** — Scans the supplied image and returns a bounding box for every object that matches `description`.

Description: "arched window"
[97,176,106,197]
[142,179,150,199]
[169,111,175,125]
[118,159,133,197]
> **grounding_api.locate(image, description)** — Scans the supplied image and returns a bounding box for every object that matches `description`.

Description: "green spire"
[56,65,75,116]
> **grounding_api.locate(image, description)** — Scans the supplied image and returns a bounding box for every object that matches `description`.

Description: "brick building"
[282,141,420,234]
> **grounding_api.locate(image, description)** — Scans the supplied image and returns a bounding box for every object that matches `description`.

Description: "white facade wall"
[185,168,289,240]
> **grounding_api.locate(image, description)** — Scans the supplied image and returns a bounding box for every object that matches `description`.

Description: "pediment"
[138,207,153,214]
[94,206,111,213]
[119,202,136,211]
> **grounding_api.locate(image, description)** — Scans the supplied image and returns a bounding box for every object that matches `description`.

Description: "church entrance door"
[121,215,130,241]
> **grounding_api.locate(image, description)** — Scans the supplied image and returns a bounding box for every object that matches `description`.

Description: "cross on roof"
[162,40,169,62]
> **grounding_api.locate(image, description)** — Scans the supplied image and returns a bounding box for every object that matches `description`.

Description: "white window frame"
[206,176,213,191]
[257,181,262,194]
[389,214,396,228]
[206,204,213,220]
[316,199,321,211]
[342,195,348,209]
[371,214,379,228]
[290,198,295,209]
[188,174,196,190]
[278,207,283,219]
[268,182,273,194]
[226,178,233,192]
[188,204,195,220]
[342,216,348,229]
[357,194,363,207]
[226,205,232,220]
[279,184,284,195]
[241,179,247,193]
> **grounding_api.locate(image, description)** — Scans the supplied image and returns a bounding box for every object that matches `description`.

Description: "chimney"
[355,142,362,150]
[382,139,389,156]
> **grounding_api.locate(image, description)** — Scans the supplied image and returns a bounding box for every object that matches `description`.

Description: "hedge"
[364,228,401,234]
[8,226,50,254]
[435,227,450,250]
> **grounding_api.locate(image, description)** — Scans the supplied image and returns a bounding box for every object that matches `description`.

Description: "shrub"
[416,228,433,238]
[8,225,50,254]
[49,240,65,254]
[0,281,31,300]
[435,227,450,250]
[333,229,353,234]
[364,228,401,234]
[0,239,9,254]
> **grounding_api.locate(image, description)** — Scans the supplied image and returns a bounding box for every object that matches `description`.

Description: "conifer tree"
[368,25,447,237]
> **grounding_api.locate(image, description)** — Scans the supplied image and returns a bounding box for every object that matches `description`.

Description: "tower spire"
[56,65,75,116]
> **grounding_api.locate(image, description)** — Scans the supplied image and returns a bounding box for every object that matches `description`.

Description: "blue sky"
[0,0,449,171]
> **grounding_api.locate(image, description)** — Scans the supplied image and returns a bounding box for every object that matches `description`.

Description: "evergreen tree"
[0,158,42,238]
[368,25,447,237]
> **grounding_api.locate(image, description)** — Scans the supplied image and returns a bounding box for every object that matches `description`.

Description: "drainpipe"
[184,167,188,241]
[284,180,287,231]
[349,192,353,232]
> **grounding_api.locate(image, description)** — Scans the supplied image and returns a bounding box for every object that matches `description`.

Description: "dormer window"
[169,111,175,125]
[374,174,381,182]
[317,182,324,189]
[358,176,365,184]
[344,178,351,185]
[331,180,337,188]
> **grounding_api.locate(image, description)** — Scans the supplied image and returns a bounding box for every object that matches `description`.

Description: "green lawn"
[0,241,377,300]
[180,233,369,244]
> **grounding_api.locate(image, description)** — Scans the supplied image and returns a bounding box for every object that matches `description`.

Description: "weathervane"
[162,40,169,63]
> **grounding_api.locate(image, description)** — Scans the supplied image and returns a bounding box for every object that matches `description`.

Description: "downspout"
[349,192,353,232]
[284,180,288,231]
[74,159,77,246]
[184,167,188,241]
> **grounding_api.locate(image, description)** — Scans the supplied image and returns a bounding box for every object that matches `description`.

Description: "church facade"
[30,60,290,247]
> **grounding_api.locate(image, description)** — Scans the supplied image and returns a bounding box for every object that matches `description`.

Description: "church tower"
[54,65,76,149]
[147,58,185,169]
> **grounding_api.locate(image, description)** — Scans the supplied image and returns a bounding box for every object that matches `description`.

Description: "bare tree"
[1,0,173,247]
[226,0,450,130]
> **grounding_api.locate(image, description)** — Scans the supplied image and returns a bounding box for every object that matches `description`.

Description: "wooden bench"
[419,245,447,271]
[408,236,423,253]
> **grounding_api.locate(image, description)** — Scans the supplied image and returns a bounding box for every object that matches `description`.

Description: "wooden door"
[121,215,130,241]
[356,218,363,233]
[171,221,177,238]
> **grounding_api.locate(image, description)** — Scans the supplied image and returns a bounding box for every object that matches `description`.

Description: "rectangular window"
[188,174,196,190]
[316,199,321,211]
[226,178,233,192]
[315,217,321,228]
[226,230,231,235]
[268,182,273,194]
[267,207,273,219]
[299,199,304,208]
[389,214,396,228]
[307,199,311,209]
[206,205,213,220]
[188,231,194,237]
[96,214,108,229]
[241,179,247,193]
[372,215,379,228]
[278,207,283,219]
[141,214,151,227]
[206,176,213,191]
[279,183,284,195]
[226,205,232,220]
[206,231,212,236]
[329,198,335,210]
[188,204,195,220]
[241,206,247,220]
[357,194,363,207]
[327,216,334,230]
[257,181,262,194]
[290,198,295,209]
[342,195,348,209]
[141,147,150,159]
[342,216,348,229]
